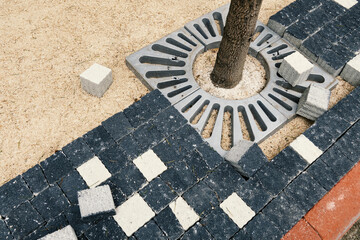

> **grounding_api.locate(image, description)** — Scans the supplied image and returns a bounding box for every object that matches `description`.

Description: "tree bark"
[211,0,263,88]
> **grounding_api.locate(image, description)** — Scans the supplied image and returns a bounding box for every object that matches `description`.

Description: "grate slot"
[157,78,188,89]
[202,104,220,138]
[139,56,185,67]
[177,33,197,47]
[275,81,306,93]
[257,101,277,122]
[191,100,210,124]
[152,44,188,58]
[267,44,288,54]
[194,24,209,39]
[202,18,217,37]
[221,106,233,150]
[268,94,293,111]
[257,34,273,47]
[272,51,295,60]
[307,74,325,83]
[273,88,300,103]
[249,104,267,131]
[181,95,202,113]
[146,70,186,78]
[166,38,192,52]
[238,106,254,141]
[213,12,224,36]
[168,85,192,98]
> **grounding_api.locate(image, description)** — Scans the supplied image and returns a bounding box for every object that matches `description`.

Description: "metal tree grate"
[126,4,337,156]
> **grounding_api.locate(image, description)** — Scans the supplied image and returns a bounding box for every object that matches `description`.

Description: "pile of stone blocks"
[80,63,113,98]
[278,52,313,86]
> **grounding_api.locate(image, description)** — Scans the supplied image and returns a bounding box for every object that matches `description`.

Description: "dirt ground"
[1,0,335,186]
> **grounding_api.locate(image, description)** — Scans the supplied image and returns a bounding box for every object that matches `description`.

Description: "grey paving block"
[98,145,128,174]
[58,170,88,205]
[306,159,338,191]
[181,222,213,240]
[195,143,223,169]
[243,212,283,240]
[341,54,360,86]
[40,225,77,240]
[201,207,239,240]
[0,175,33,216]
[82,125,116,155]
[84,217,126,240]
[101,112,133,142]
[272,147,308,178]
[154,207,184,240]
[135,220,167,240]
[31,185,70,220]
[296,84,330,120]
[62,137,94,168]
[0,219,12,240]
[6,201,44,239]
[22,165,48,194]
[78,185,115,221]
[40,151,73,184]
[80,63,112,98]
[225,140,268,178]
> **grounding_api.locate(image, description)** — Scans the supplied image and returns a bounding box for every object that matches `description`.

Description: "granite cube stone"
[133,120,164,153]
[181,222,213,240]
[0,175,33,216]
[283,24,309,48]
[6,202,44,239]
[243,213,283,240]
[101,112,133,142]
[0,219,12,240]
[284,172,327,212]
[174,124,204,152]
[31,185,70,220]
[141,89,171,116]
[82,125,116,155]
[80,63,112,98]
[78,185,115,221]
[62,137,94,168]
[22,165,48,194]
[58,170,88,204]
[322,0,347,17]
[317,48,347,75]
[278,52,313,87]
[272,147,308,178]
[306,159,338,191]
[183,150,210,180]
[99,180,126,207]
[65,205,95,236]
[182,181,219,216]
[195,143,223,169]
[123,99,153,129]
[139,177,177,214]
[225,140,268,178]
[331,92,360,125]
[200,207,239,240]
[296,84,330,120]
[232,229,250,240]
[98,145,128,174]
[40,151,72,184]
[153,107,187,137]
[153,138,183,167]
[27,213,68,239]
[154,207,184,240]
[300,34,329,62]
[135,220,167,240]
[40,225,77,240]
[341,54,360,86]
[116,134,141,161]
[336,122,360,163]
[84,217,127,240]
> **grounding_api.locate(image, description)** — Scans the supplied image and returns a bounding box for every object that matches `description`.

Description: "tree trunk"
[211,0,263,88]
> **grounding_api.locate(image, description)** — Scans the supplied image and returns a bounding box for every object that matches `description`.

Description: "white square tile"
[220,193,255,228]
[113,193,155,237]
[333,0,357,9]
[133,150,167,181]
[77,156,111,188]
[169,197,199,230]
[290,134,323,164]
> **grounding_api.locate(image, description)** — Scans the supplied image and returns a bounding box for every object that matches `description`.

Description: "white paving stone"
[333,0,357,9]
[169,197,199,231]
[133,150,167,181]
[80,63,113,97]
[113,193,155,237]
[341,54,360,86]
[220,192,255,228]
[77,156,111,188]
[290,134,323,164]
[40,225,77,240]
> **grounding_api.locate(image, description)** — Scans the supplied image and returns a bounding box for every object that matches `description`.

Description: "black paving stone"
[101,112,133,142]
[232,229,251,240]
[234,143,268,178]
[201,207,239,240]
[254,162,292,197]
[123,99,154,129]
[243,213,283,240]
[340,29,360,53]
[116,134,141,161]
[24,213,68,240]
[98,145,128,174]
[181,222,213,240]
[153,138,183,167]
[40,151,73,184]
[62,137,94,168]
[272,147,308,178]
[306,159,338,191]
[0,175,33,216]
[303,126,336,152]
[318,19,349,45]
[141,89,171,117]
[153,106,187,137]
[160,160,197,195]
[135,220,167,240]
[31,185,70,220]
[99,180,126,207]
[302,33,331,59]
[322,0,347,18]
[183,150,210,180]
[58,170,88,205]
[182,181,219,217]
[6,201,44,239]
[332,44,356,62]
[133,120,164,153]
[110,163,147,197]
[204,163,245,202]
[318,48,348,70]
[139,177,177,214]
[22,165,48,194]
[84,217,126,240]
[0,219,12,240]
[65,205,95,236]
[236,178,272,213]
[154,207,184,240]
[173,124,204,154]
[284,172,327,213]
[195,143,223,169]
[82,125,116,155]
[336,121,360,163]
[331,94,360,125]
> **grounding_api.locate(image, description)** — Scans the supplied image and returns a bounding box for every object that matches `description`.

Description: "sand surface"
[0,0,320,185]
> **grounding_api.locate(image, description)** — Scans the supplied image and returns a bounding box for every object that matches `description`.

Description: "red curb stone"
[282,219,321,240]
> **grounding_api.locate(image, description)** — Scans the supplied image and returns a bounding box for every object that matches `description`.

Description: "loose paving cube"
[78,185,116,221]
[77,156,111,188]
[80,63,113,97]
[341,54,360,86]
[40,225,77,240]
[296,84,330,120]
[225,140,267,178]
[278,52,313,86]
